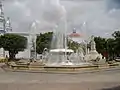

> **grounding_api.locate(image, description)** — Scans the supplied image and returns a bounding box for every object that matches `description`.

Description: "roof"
[68,29,83,38]
[68,32,82,38]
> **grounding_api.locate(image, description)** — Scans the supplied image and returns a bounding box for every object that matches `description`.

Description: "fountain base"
[4,60,118,73]
[45,60,92,67]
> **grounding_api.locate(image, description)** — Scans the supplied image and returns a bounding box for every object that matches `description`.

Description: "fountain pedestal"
[85,36,103,62]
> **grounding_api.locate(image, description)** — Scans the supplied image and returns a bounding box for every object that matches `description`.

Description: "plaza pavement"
[0,63,120,90]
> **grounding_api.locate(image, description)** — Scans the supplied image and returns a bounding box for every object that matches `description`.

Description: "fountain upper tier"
[50,49,74,53]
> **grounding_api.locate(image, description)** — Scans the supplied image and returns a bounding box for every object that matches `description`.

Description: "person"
[5,55,8,59]
[5,55,9,66]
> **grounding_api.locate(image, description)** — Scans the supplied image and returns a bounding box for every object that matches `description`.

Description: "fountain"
[45,21,76,66]
[42,0,92,67]
[84,36,103,63]
[44,29,92,66]
[44,33,105,67]
[0,0,109,73]
[29,22,37,61]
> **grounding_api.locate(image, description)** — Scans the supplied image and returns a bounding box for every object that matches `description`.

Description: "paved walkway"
[0,66,120,90]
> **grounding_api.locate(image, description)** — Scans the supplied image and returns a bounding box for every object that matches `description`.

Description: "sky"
[2,0,120,38]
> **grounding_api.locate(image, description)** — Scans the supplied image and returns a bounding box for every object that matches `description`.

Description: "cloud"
[42,2,66,23]
[2,0,120,37]
[107,0,120,10]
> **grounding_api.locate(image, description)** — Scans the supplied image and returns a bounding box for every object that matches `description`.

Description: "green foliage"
[94,36,106,54]
[0,41,1,48]
[107,38,116,59]
[0,34,27,59]
[68,40,80,52]
[36,32,80,54]
[112,31,120,56]
[112,31,120,38]
[36,30,120,58]
[94,31,120,60]
[94,36,116,59]
[36,32,53,54]
[0,58,8,63]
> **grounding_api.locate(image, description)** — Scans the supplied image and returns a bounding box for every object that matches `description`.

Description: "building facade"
[0,1,12,57]
[0,1,39,59]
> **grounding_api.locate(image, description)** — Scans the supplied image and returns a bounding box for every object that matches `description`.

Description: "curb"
[1,65,120,74]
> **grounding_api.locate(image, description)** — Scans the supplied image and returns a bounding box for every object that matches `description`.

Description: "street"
[0,67,120,90]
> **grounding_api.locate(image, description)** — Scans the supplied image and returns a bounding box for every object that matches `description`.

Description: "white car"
[115,57,120,62]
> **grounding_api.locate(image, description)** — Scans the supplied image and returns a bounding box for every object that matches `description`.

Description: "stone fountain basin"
[44,63,98,71]
[43,66,98,72]
[45,61,92,67]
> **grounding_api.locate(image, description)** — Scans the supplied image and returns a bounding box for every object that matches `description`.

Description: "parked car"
[115,57,120,62]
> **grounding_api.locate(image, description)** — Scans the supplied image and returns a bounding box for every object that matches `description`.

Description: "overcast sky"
[2,0,120,37]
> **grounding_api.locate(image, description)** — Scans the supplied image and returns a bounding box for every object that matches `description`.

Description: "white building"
[0,1,11,58]
[0,1,38,59]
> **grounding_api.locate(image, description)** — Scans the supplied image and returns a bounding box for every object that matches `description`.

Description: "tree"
[0,34,27,60]
[112,31,120,38]
[36,32,53,54]
[36,32,81,54]
[94,31,120,60]
[112,31,120,56]
[94,36,106,55]
[67,40,80,52]
[107,38,116,60]
[94,36,117,60]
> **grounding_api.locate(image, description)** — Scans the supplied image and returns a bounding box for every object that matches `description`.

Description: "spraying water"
[42,0,67,49]
[42,0,91,66]
[42,0,70,65]
[29,21,37,60]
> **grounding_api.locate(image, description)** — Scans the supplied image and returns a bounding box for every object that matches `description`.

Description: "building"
[0,1,12,58]
[0,1,38,59]
[68,28,85,43]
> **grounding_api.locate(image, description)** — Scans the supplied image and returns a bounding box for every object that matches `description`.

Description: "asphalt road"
[0,67,120,90]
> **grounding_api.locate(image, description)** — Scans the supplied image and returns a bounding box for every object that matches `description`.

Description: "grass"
[0,58,8,63]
